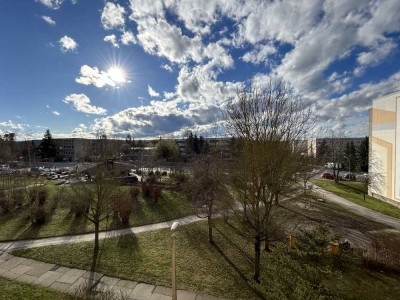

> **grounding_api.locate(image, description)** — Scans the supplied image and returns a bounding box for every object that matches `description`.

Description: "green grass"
[313,179,400,219]
[0,276,76,300]
[14,220,400,300]
[0,186,194,241]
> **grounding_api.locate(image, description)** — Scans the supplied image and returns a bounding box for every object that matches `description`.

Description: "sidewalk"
[0,214,203,253]
[0,253,226,300]
[0,215,228,299]
[313,185,400,230]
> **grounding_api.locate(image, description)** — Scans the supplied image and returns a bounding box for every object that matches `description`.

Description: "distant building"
[369,91,400,206]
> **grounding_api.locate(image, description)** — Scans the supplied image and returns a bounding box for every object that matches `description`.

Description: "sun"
[107,66,126,85]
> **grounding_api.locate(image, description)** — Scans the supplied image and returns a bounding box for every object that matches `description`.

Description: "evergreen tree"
[125,134,135,147]
[317,139,330,164]
[39,129,57,160]
[199,135,205,154]
[184,130,194,155]
[358,136,369,172]
[193,134,200,154]
[349,141,357,171]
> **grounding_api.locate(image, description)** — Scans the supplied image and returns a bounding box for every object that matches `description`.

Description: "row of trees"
[0,133,16,162]
[317,136,369,172]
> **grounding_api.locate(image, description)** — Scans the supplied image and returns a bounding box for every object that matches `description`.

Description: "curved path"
[313,185,400,230]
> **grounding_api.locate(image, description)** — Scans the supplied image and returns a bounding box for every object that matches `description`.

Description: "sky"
[1,0,400,140]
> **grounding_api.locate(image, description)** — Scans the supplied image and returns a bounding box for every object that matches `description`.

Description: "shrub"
[141,181,150,197]
[37,189,48,206]
[0,192,13,214]
[115,197,132,226]
[32,206,47,225]
[297,224,333,261]
[70,197,90,217]
[130,187,140,199]
[149,185,163,202]
[141,182,163,202]
[161,171,168,176]
[11,189,24,208]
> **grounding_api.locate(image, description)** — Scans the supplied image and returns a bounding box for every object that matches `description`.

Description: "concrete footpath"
[0,214,227,299]
[313,185,400,230]
[0,253,225,300]
[0,215,203,253]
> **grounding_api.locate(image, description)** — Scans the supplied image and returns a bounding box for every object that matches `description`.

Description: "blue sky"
[1,0,400,140]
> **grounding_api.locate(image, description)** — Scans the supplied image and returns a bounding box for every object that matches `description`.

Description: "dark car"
[342,173,356,181]
[320,172,334,180]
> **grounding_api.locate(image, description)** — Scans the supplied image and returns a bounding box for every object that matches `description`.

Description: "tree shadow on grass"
[0,208,31,240]
[117,234,139,252]
[66,213,88,235]
[211,237,266,300]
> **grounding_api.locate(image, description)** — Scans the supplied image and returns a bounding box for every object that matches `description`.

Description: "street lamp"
[343,155,350,173]
[171,221,180,300]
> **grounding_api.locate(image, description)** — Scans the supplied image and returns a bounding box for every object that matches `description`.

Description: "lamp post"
[171,221,180,300]
[343,155,350,173]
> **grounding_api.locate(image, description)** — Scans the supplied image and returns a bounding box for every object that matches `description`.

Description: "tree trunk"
[254,235,261,283]
[264,240,271,252]
[94,221,99,256]
[91,221,100,272]
[274,193,279,205]
[208,214,214,244]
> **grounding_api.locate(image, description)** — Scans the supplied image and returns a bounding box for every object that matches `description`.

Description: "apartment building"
[369,91,400,206]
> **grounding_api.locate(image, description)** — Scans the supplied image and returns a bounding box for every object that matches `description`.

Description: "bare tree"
[226,80,313,282]
[298,152,320,198]
[187,151,230,244]
[71,164,121,268]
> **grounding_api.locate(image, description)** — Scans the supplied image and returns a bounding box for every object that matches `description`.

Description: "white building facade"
[370,91,400,206]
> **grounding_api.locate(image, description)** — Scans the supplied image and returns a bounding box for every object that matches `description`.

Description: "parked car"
[342,173,356,181]
[320,172,334,180]
[356,174,368,183]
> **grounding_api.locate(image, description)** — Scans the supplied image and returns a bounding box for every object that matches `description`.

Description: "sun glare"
[107,66,126,85]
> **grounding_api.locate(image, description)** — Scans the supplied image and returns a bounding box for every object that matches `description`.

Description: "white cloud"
[37,0,64,9]
[164,91,176,99]
[0,120,28,130]
[177,62,242,109]
[91,99,192,137]
[121,31,137,45]
[59,35,78,53]
[52,111,60,116]
[161,64,173,72]
[72,124,93,138]
[148,85,160,97]
[41,16,56,25]
[63,94,107,115]
[36,0,77,9]
[101,2,126,30]
[242,44,277,65]
[104,35,119,47]
[75,65,128,89]
[356,40,395,74]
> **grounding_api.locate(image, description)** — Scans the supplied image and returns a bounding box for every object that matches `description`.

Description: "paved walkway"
[0,214,228,299]
[0,215,203,253]
[313,185,400,230]
[0,252,225,300]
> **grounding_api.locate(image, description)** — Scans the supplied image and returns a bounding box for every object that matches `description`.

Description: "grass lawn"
[0,185,194,241]
[14,219,400,300]
[0,276,76,300]
[313,179,400,219]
